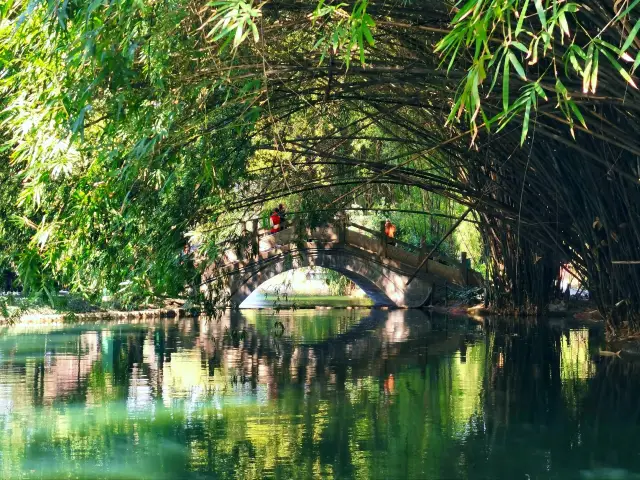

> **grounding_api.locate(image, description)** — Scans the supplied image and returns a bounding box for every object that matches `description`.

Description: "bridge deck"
[215,223,482,289]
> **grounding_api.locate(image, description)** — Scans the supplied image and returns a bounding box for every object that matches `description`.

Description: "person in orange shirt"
[384,219,396,246]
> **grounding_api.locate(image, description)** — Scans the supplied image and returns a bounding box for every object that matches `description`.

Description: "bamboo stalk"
[406,205,475,286]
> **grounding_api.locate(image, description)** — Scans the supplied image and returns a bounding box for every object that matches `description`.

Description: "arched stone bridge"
[202,222,482,308]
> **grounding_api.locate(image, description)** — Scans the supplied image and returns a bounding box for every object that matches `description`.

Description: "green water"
[0,310,638,479]
[241,294,374,308]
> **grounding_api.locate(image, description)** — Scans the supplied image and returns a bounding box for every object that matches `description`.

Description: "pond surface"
[240,294,374,308]
[0,310,638,479]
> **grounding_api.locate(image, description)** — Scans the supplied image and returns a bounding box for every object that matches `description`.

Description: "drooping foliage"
[2,0,640,333]
[1,0,256,302]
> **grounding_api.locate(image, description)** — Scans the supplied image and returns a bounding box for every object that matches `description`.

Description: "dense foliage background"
[2,0,640,333]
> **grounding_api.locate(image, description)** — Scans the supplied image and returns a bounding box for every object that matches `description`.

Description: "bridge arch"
[204,223,482,309]
[220,246,434,308]
[232,251,399,307]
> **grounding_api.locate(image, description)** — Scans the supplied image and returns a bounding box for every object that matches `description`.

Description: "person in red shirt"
[270,208,281,234]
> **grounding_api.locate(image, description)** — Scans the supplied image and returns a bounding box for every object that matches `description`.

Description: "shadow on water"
[0,311,639,479]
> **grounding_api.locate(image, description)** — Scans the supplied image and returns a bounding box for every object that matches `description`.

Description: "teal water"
[0,310,638,479]
[240,294,374,308]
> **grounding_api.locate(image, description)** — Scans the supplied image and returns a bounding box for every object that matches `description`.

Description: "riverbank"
[8,293,640,359]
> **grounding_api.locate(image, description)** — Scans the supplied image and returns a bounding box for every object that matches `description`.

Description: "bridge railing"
[213,217,481,287]
[347,222,463,268]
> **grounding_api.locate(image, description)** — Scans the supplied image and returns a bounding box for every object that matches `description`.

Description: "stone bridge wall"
[205,224,482,308]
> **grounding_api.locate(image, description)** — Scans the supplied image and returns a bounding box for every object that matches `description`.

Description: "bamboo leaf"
[583,44,594,93]
[363,13,375,27]
[621,19,640,53]
[452,0,477,23]
[591,47,599,93]
[566,50,583,76]
[520,94,533,145]
[568,100,587,128]
[508,51,527,80]
[633,52,640,73]
[510,41,529,54]
[558,12,570,37]
[533,82,547,100]
[555,78,569,100]
[363,24,375,46]
[615,0,640,21]
[528,36,540,65]
[600,47,638,89]
[503,58,510,110]
[515,0,530,37]
[488,56,504,95]
[534,0,547,28]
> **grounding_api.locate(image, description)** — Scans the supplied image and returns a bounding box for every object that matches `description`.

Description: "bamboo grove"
[1,0,640,334]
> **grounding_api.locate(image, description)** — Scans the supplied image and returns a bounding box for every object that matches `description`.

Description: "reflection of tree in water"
[456,320,640,479]
[486,318,563,419]
[5,315,640,479]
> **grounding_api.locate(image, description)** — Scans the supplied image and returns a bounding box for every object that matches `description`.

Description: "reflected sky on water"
[0,310,638,479]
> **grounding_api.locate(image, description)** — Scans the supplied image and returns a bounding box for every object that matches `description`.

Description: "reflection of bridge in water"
[203,221,483,308]
[193,309,481,395]
[0,310,481,406]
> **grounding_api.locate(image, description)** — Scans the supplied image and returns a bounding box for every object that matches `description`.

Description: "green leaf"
[85,0,103,19]
[515,0,530,37]
[507,51,527,80]
[363,13,375,27]
[555,78,568,99]
[572,45,588,60]
[615,0,640,21]
[558,12,570,37]
[565,50,581,76]
[534,0,547,28]
[520,94,533,145]
[590,47,599,93]
[510,41,529,54]
[583,43,594,93]
[600,47,638,89]
[488,55,504,95]
[503,58,510,110]
[568,100,587,128]
[533,82,547,100]
[362,24,375,46]
[452,0,477,23]
[621,19,640,53]
[633,52,640,73]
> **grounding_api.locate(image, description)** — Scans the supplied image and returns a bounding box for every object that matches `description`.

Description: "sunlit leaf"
[534,0,547,28]
[600,47,638,89]
[521,94,532,145]
[507,51,527,80]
